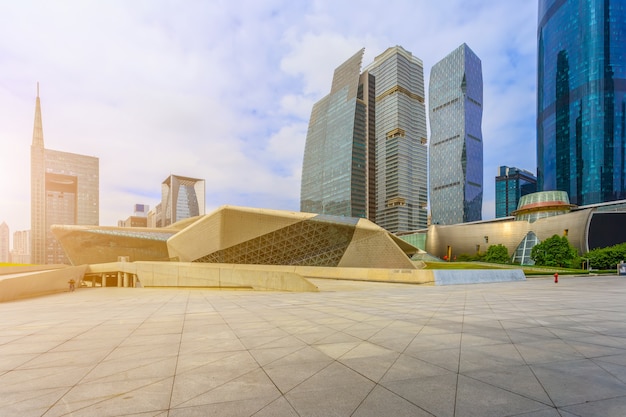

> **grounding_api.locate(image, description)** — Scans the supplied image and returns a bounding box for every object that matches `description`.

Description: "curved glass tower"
[300,49,375,220]
[537,0,626,206]
[429,43,483,225]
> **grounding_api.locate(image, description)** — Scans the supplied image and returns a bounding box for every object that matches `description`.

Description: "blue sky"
[0,0,538,234]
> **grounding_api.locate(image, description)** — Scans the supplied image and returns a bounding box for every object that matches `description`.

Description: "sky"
[0,0,538,238]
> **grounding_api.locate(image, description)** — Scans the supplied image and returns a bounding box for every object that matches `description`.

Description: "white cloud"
[280,32,366,96]
[0,0,539,237]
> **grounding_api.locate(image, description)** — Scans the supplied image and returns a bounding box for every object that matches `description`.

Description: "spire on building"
[32,82,44,148]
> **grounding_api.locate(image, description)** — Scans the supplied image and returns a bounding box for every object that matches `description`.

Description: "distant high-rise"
[301,49,376,220]
[160,175,205,227]
[495,166,537,218]
[11,230,30,264]
[364,46,428,232]
[537,0,626,206]
[134,204,149,217]
[0,222,9,263]
[429,43,483,225]
[118,204,150,228]
[30,85,99,264]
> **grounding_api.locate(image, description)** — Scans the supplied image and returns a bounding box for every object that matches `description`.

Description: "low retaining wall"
[87,262,320,292]
[86,262,436,290]
[433,269,526,285]
[293,265,435,285]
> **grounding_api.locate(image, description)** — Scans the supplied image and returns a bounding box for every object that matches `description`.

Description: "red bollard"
[554,272,559,283]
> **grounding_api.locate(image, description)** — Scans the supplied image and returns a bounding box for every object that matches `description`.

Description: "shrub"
[585,242,626,270]
[483,244,510,264]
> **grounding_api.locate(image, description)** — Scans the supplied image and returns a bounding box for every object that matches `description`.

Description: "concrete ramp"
[433,269,526,286]
[0,265,87,302]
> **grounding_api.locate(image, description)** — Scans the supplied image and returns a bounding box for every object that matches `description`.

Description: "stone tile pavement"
[1,276,626,416]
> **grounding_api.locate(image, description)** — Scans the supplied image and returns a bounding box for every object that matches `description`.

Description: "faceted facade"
[30,87,99,265]
[160,174,205,227]
[537,0,626,206]
[365,46,428,232]
[495,166,537,218]
[51,225,175,265]
[429,43,483,225]
[301,49,376,220]
[53,206,419,269]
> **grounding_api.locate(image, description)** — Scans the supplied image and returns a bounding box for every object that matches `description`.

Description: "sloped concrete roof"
[53,206,419,269]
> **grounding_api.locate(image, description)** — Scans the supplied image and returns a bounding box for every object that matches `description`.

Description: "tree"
[483,244,510,264]
[531,235,578,267]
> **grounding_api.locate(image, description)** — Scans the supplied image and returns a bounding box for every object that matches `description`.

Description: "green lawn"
[423,261,590,275]
[423,262,498,270]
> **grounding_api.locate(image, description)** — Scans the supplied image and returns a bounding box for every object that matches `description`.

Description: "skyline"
[0,1,537,234]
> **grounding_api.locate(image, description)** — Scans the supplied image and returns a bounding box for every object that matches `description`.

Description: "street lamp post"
[581,257,590,271]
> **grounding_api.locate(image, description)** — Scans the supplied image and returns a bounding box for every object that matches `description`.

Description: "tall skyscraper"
[0,222,9,263]
[537,0,626,206]
[301,49,376,220]
[364,46,428,232]
[160,174,205,227]
[495,166,537,218]
[429,43,483,225]
[30,85,99,264]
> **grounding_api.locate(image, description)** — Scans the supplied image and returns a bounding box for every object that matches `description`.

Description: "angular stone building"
[53,206,418,269]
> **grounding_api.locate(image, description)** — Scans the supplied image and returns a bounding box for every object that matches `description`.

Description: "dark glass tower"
[429,43,483,225]
[495,166,538,218]
[537,0,626,206]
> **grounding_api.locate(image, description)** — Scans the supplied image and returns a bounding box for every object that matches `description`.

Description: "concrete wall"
[86,261,436,290]
[293,265,434,284]
[87,262,320,292]
[426,209,594,259]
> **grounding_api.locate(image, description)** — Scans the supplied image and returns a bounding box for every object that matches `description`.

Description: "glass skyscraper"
[429,43,483,225]
[301,49,376,220]
[537,0,626,206]
[30,85,99,264]
[365,46,428,232]
[495,166,537,218]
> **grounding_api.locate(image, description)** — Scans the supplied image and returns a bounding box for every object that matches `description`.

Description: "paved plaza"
[2,276,626,416]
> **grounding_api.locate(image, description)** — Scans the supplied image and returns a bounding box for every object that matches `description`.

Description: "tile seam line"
[179,291,300,414]
[497,295,561,411]
[166,290,191,415]
[451,288,467,417]
[40,291,183,417]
